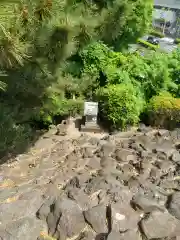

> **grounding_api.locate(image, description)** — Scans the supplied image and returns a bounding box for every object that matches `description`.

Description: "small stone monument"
[81,101,101,133]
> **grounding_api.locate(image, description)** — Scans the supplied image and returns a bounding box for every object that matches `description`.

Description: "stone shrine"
[81,101,101,132]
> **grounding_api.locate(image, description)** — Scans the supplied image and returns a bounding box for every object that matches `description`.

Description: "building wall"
[154,0,180,9]
[153,8,177,22]
[153,1,180,37]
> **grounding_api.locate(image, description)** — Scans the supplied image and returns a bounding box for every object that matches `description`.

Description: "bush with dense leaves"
[174,39,180,44]
[33,99,84,125]
[149,30,165,38]
[137,39,160,50]
[169,47,180,97]
[77,42,178,100]
[96,84,144,129]
[122,51,178,100]
[146,93,180,129]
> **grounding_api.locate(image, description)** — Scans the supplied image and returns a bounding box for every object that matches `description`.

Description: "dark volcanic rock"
[47,197,86,239]
[106,229,141,240]
[84,176,108,195]
[154,139,175,158]
[1,127,180,240]
[75,230,95,240]
[0,217,44,240]
[100,157,117,170]
[155,160,175,175]
[56,123,68,136]
[95,233,108,240]
[115,149,137,163]
[65,148,82,162]
[132,135,153,152]
[107,231,121,240]
[0,188,19,202]
[65,176,81,189]
[171,151,180,164]
[37,199,53,221]
[141,210,180,239]
[157,129,170,137]
[67,188,92,211]
[107,186,133,204]
[88,137,100,146]
[168,192,180,220]
[86,157,101,172]
[119,229,142,240]
[80,146,94,158]
[132,194,165,213]
[137,123,150,133]
[159,178,178,190]
[0,189,43,224]
[98,142,115,157]
[170,128,180,140]
[111,201,140,232]
[84,204,108,233]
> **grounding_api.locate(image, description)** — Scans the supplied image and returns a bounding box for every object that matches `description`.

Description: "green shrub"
[146,93,180,128]
[174,38,180,44]
[56,99,84,117]
[137,39,159,50]
[149,30,165,38]
[96,84,144,129]
[33,99,84,125]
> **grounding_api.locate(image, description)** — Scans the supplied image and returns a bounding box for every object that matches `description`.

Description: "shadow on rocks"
[95,233,108,240]
[0,128,44,165]
[74,118,83,130]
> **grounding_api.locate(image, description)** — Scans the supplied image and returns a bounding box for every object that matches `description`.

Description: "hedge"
[97,84,144,129]
[33,99,84,125]
[137,39,159,50]
[56,99,84,116]
[150,30,165,38]
[146,93,180,129]
[174,38,180,44]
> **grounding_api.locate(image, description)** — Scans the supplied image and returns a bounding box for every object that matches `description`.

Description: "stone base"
[80,122,102,133]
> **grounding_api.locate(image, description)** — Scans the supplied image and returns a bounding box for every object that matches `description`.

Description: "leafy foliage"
[33,99,84,125]
[137,39,159,50]
[96,84,144,129]
[146,93,180,128]
[169,48,180,97]
[98,0,153,50]
[122,51,178,100]
[149,29,165,38]
[77,42,178,100]
[174,38,180,44]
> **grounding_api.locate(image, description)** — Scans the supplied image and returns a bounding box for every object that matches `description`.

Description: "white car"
[161,37,174,44]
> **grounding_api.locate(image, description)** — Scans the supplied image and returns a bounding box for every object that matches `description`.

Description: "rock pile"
[0,126,180,239]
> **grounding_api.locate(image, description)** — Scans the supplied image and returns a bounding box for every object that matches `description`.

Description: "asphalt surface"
[142,35,178,53]
[129,36,178,53]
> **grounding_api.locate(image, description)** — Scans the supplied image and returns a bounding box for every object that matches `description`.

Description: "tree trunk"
[162,19,167,35]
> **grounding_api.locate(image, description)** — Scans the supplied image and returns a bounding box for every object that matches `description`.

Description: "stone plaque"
[84,102,98,116]
[81,102,101,132]
[84,102,98,123]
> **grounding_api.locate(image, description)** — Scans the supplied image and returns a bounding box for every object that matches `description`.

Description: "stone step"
[80,122,102,133]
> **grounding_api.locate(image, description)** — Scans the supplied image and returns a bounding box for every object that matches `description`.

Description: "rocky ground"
[0,122,180,240]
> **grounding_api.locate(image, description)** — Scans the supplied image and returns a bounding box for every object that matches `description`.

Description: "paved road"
[141,36,178,53]
[129,36,178,53]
